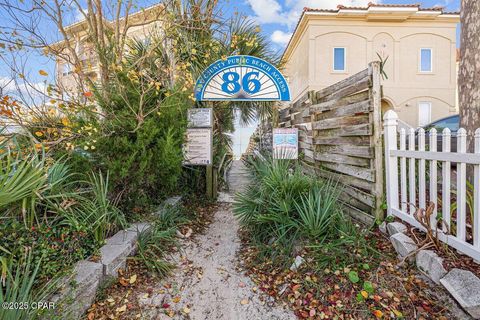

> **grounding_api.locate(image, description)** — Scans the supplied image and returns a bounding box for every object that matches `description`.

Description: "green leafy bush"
[0,221,95,283]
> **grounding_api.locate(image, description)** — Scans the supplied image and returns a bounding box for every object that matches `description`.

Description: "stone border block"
[390,232,417,261]
[387,222,407,236]
[416,250,447,284]
[440,268,480,319]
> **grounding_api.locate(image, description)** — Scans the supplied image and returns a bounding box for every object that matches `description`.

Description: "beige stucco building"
[282,4,460,128]
[53,3,165,97]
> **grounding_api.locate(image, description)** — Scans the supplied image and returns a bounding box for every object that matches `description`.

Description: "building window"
[418,102,432,127]
[419,48,432,72]
[333,47,346,72]
[62,63,73,76]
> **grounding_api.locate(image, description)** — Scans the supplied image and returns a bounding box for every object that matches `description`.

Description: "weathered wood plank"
[315,168,374,191]
[314,152,370,167]
[295,123,312,131]
[304,149,314,159]
[321,162,375,182]
[339,124,372,137]
[299,141,312,150]
[320,77,371,103]
[299,136,313,144]
[315,69,369,102]
[292,113,309,125]
[343,185,375,207]
[316,145,373,159]
[313,114,369,130]
[342,204,375,225]
[291,91,314,113]
[310,91,369,115]
[313,125,371,139]
[316,100,372,120]
[279,108,290,121]
[338,192,372,212]
[313,136,370,146]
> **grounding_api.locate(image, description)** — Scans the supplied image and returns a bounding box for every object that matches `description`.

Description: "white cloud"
[246,0,285,24]
[271,30,293,45]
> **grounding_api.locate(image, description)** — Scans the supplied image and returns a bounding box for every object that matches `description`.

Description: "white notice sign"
[273,128,298,159]
[188,108,213,128]
[184,128,212,165]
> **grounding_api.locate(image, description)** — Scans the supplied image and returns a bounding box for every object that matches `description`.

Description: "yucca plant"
[294,181,341,239]
[55,171,126,244]
[133,226,177,277]
[0,251,56,320]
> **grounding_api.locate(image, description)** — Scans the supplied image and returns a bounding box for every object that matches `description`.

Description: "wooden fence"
[278,62,384,223]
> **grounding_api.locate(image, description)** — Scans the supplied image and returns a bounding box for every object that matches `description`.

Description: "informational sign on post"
[188,108,213,128]
[273,128,298,159]
[184,128,212,165]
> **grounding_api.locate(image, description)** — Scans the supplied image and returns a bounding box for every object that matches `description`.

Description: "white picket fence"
[384,110,480,261]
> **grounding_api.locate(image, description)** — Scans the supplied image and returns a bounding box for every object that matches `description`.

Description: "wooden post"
[383,110,399,216]
[213,167,218,199]
[369,62,385,220]
[206,165,213,199]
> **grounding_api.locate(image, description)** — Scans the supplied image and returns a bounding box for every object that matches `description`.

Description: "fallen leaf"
[172,296,181,303]
[238,282,246,288]
[162,303,170,309]
[360,290,368,299]
[116,305,127,313]
[39,70,48,76]
[240,299,249,305]
[373,310,383,318]
[183,306,191,314]
[87,312,95,320]
[129,274,137,284]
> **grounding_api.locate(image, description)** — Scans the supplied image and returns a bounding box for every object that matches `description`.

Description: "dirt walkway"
[138,161,295,319]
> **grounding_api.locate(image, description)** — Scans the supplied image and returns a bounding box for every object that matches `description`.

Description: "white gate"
[383,110,480,261]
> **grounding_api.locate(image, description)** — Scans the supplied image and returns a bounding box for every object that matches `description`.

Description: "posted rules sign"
[273,128,298,159]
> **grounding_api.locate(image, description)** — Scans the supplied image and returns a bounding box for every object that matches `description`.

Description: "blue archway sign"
[195,55,290,102]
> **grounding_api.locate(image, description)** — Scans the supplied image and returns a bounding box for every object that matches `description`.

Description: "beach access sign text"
[194,55,290,102]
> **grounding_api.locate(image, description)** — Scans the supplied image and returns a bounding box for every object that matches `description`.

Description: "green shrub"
[234,155,367,266]
[54,171,126,245]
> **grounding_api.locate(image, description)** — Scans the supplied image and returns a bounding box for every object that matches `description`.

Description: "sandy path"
[138,161,295,320]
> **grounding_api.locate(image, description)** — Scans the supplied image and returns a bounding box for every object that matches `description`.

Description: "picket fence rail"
[384,110,480,261]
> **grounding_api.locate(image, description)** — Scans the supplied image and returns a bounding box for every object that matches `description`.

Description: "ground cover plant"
[234,155,461,319]
[0,135,126,319]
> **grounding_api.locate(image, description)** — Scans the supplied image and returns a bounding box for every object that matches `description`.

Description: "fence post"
[383,110,399,216]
